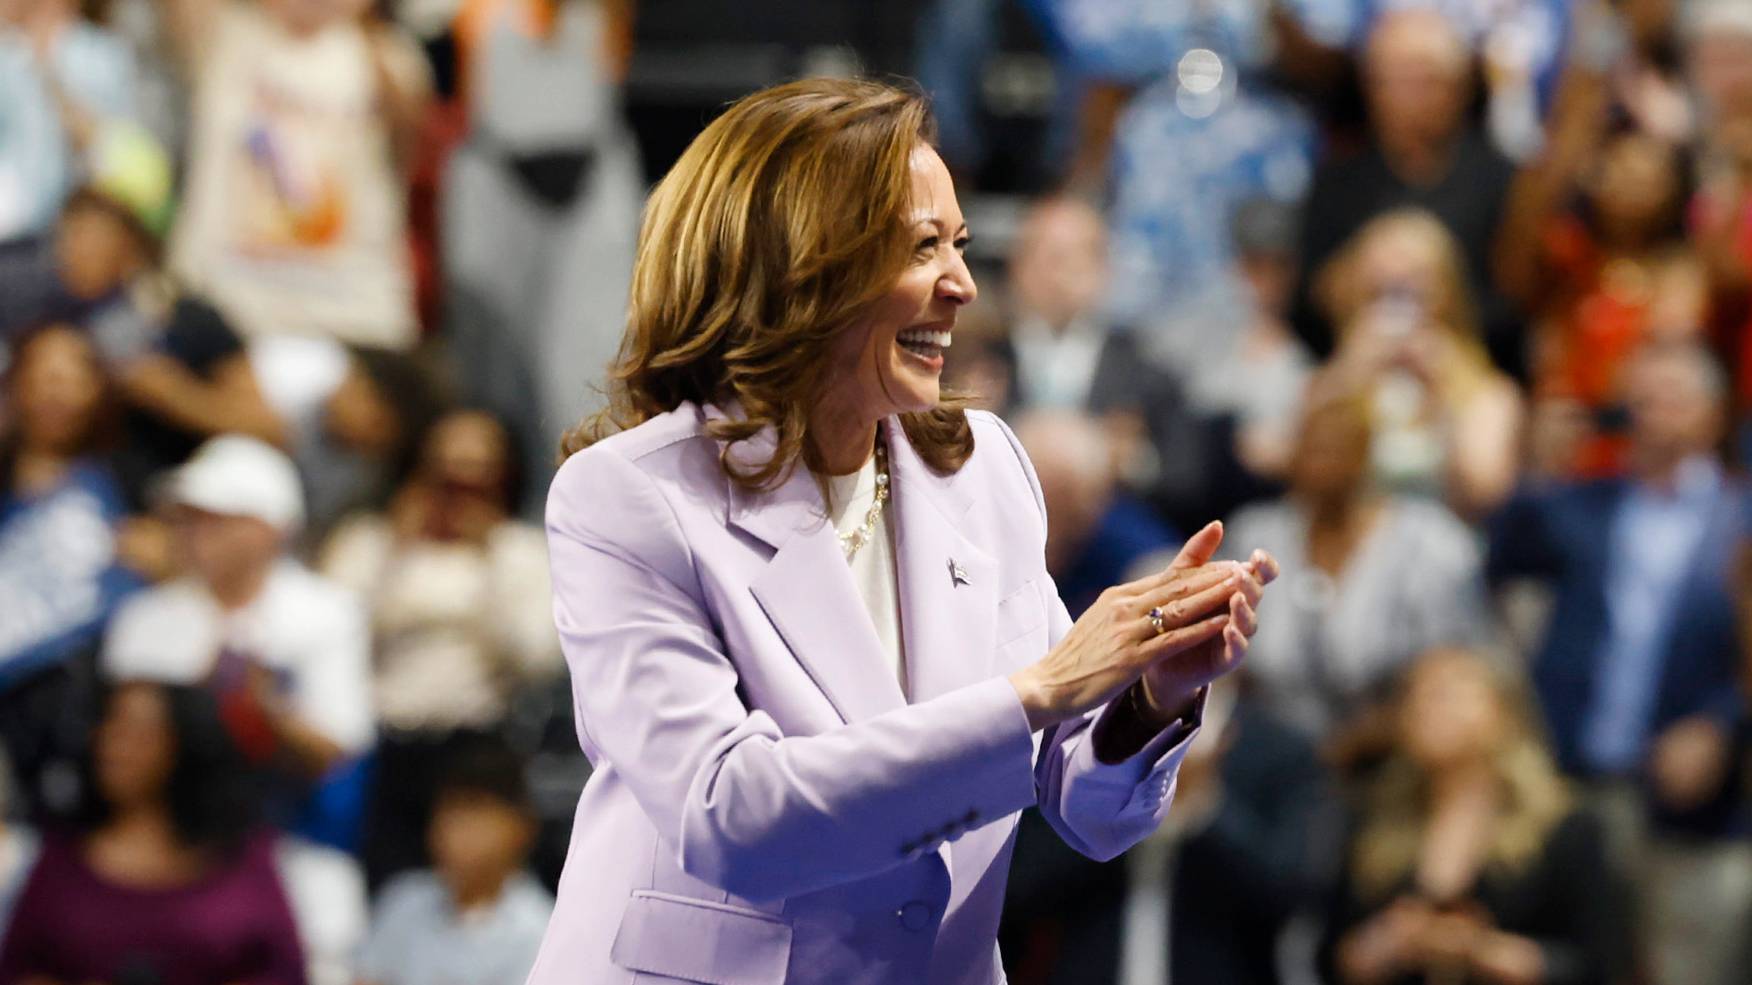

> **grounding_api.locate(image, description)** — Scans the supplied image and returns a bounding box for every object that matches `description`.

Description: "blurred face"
[1400,651,1506,771]
[1591,133,1680,238]
[1290,401,1372,502]
[55,203,145,301]
[821,145,977,424]
[429,792,533,900]
[1351,226,1444,318]
[1626,350,1724,469]
[94,684,177,810]
[1009,201,1107,329]
[175,507,283,590]
[9,327,104,455]
[1365,13,1471,149]
[423,411,509,496]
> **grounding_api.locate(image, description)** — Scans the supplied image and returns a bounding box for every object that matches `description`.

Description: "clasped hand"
[1009,521,1279,732]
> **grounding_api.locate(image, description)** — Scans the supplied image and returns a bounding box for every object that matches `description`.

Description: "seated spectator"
[1224,386,1491,741]
[1295,8,1520,373]
[1319,647,1630,985]
[2,135,289,505]
[1001,677,1328,985]
[1012,409,1176,618]
[1314,208,1524,517]
[996,197,1249,531]
[1489,340,1752,985]
[161,0,431,351]
[0,0,140,243]
[320,408,557,888]
[102,435,373,842]
[357,737,552,985]
[0,680,306,985]
[0,326,143,816]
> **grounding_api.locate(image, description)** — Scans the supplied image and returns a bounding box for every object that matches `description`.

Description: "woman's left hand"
[1137,522,1278,720]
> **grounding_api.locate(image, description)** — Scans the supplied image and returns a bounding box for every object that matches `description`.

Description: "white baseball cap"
[158,434,305,531]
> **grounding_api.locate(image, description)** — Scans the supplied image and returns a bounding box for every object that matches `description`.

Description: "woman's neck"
[1302,490,1381,575]
[87,801,206,887]
[808,402,880,476]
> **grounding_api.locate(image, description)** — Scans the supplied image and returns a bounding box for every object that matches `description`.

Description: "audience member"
[161,0,431,350]
[3,145,289,503]
[1314,209,1524,517]
[102,435,374,839]
[321,408,557,888]
[0,680,307,985]
[1319,647,1630,985]
[1002,677,1327,985]
[1012,409,1176,618]
[1296,9,1520,372]
[0,326,142,816]
[1496,47,1702,479]
[440,0,640,488]
[996,198,1194,519]
[1036,0,1352,324]
[1489,341,1752,985]
[1176,197,1316,485]
[356,737,552,985]
[1224,387,1492,741]
[0,0,140,242]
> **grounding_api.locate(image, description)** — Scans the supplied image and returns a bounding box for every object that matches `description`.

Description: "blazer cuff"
[1076,685,1206,787]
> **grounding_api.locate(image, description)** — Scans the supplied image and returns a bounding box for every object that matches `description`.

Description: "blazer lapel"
[883,418,999,704]
[713,406,906,724]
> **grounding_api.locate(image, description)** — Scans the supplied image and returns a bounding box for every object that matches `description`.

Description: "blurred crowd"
[4,0,1752,983]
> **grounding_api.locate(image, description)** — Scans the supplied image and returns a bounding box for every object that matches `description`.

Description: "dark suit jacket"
[992,328,1278,533]
[1487,474,1749,835]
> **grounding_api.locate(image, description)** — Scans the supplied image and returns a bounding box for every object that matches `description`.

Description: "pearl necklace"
[837,441,890,560]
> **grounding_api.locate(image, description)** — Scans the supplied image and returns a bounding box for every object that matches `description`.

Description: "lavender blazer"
[526,402,1201,985]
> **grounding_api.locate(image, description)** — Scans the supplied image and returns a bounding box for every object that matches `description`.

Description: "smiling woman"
[562,78,976,487]
[533,77,1278,985]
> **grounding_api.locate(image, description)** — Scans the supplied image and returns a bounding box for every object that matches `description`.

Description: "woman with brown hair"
[527,77,1279,984]
[1313,209,1525,519]
[1320,647,1630,985]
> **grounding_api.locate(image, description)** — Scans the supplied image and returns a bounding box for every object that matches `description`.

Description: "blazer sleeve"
[546,448,1042,903]
[985,413,1204,863]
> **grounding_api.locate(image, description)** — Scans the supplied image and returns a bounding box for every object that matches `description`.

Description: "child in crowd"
[356,737,553,985]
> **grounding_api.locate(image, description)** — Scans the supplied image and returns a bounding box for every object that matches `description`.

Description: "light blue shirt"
[1033,0,1358,324]
[1581,456,1722,773]
[0,24,138,240]
[358,870,553,985]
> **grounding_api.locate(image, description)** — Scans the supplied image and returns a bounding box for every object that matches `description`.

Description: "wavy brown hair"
[559,77,975,489]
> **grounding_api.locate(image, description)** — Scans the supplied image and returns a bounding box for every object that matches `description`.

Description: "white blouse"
[825,453,908,698]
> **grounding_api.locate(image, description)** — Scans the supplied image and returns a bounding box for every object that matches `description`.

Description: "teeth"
[897,328,952,349]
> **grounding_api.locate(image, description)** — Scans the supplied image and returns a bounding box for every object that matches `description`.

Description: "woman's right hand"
[1008,555,1245,732]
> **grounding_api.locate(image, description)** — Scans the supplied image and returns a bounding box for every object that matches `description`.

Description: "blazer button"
[897,901,934,932]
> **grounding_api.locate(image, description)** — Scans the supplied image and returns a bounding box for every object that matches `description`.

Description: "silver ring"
[1147,606,1166,636]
